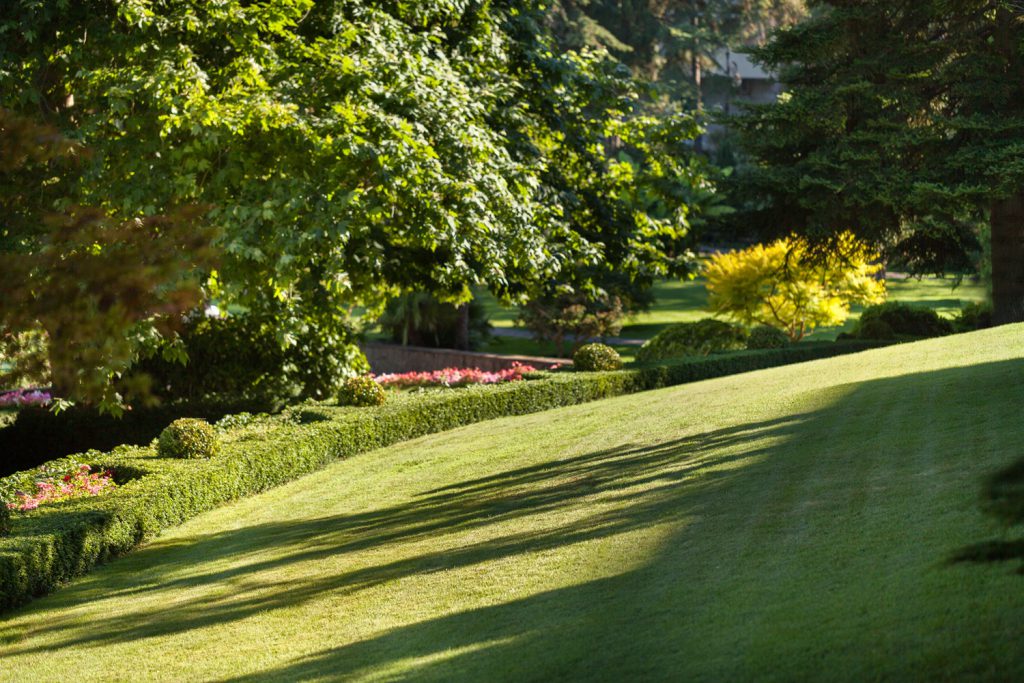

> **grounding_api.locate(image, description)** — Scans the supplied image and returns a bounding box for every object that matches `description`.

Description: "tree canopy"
[0,0,718,406]
[733,1,1024,322]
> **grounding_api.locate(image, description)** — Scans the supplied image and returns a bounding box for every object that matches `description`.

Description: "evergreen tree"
[550,0,806,104]
[734,1,1024,323]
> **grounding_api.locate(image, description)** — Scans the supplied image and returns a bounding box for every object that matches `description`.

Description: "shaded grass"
[0,326,1022,681]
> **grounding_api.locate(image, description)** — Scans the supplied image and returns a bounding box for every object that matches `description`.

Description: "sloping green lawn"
[1,326,1022,681]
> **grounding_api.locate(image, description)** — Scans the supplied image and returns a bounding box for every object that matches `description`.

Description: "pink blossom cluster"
[7,464,117,512]
[0,389,52,408]
[374,363,536,389]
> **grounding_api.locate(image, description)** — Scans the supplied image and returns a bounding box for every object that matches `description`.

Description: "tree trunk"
[990,192,1024,324]
[692,13,703,154]
[454,303,471,351]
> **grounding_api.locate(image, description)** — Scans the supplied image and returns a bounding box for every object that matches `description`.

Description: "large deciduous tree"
[1,0,717,379]
[734,1,1024,324]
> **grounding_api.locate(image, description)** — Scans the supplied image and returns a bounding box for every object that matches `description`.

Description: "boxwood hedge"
[0,340,885,611]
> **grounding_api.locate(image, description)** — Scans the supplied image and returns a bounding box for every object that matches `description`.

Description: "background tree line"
[2,0,1021,413]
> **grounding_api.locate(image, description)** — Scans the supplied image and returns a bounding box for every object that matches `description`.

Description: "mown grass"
[1,325,1021,681]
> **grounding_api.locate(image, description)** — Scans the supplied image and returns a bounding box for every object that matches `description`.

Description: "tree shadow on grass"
[4,358,1024,680]
[2,415,807,654]
[219,358,1024,682]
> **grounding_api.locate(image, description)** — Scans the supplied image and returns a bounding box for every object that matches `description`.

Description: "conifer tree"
[734,1,1024,323]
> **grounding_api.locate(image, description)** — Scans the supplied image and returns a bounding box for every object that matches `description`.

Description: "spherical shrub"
[856,317,896,341]
[573,343,622,372]
[158,418,220,459]
[855,302,952,339]
[338,376,386,407]
[746,325,790,350]
[0,503,10,537]
[636,319,748,363]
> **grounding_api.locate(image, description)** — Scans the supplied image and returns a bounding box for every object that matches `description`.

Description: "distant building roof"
[710,49,775,81]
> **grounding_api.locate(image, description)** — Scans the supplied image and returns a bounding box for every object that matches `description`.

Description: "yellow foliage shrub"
[703,233,886,340]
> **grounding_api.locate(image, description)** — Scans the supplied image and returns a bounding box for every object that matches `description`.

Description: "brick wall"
[362,343,570,374]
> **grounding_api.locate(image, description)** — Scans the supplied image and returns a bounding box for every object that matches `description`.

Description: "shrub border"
[0,341,886,612]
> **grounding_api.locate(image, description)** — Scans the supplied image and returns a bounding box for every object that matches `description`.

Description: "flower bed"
[374,363,536,389]
[0,389,52,409]
[1,458,117,511]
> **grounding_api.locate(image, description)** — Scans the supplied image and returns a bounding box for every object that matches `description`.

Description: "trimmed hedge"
[0,340,886,611]
[0,397,270,477]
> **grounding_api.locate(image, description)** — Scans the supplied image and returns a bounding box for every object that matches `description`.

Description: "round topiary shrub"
[573,343,622,372]
[746,325,790,350]
[856,317,896,341]
[0,503,11,537]
[636,319,749,363]
[338,376,387,407]
[158,418,220,459]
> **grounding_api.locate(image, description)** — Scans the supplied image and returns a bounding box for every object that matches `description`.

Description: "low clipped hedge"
[0,340,886,611]
[0,397,270,477]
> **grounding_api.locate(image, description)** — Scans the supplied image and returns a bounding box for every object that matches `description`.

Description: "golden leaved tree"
[704,233,885,341]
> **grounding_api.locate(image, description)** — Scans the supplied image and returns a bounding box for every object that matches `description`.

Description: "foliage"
[0,110,218,413]
[136,314,294,408]
[636,319,748,362]
[379,294,492,350]
[375,365,535,390]
[213,412,264,433]
[338,376,387,408]
[733,1,1024,323]
[0,331,49,389]
[136,313,365,409]
[0,502,8,536]
[573,343,624,372]
[0,337,884,611]
[746,325,790,350]
[520,291,625,358]
[854,318,895,342]
[286,315,371,400]
[854,303,953,340]
[704,233,886,340]
[509,67,719,353]
[955,302,993,333]
[158,418,219,460]
[0,0,719,361]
